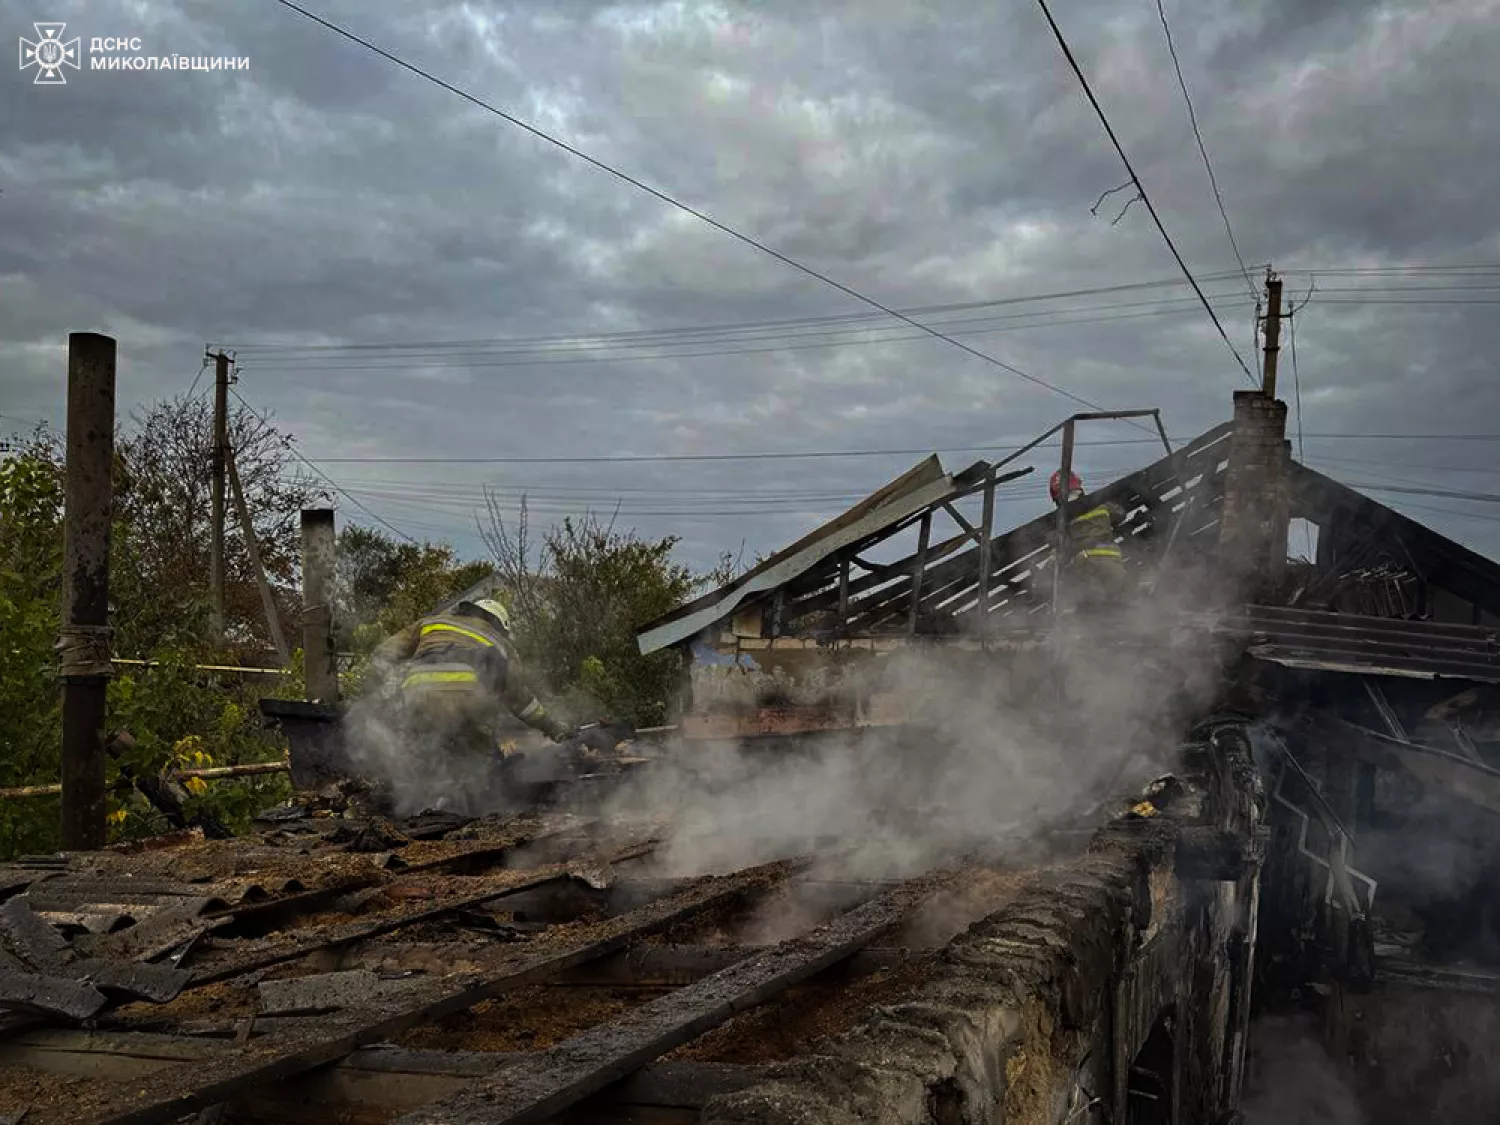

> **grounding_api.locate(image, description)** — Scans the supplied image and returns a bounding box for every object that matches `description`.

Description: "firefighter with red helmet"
[1049,470,1130,611]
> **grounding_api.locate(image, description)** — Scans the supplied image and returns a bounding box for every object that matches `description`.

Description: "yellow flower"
[107,808,128,825]
[173,734,204,764]
[184,777,208,796]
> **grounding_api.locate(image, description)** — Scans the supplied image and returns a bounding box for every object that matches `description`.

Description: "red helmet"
[1049,470,1083,503]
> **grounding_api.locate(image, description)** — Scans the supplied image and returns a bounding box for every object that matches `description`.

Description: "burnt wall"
[703,774,1263,1125]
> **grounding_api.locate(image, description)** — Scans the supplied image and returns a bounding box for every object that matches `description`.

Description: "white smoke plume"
[602,569,1240,885]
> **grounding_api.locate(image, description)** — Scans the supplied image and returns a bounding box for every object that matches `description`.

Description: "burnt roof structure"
[638,410,1500,685]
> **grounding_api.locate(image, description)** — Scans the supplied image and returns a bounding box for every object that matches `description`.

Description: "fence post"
[59,333,116,851]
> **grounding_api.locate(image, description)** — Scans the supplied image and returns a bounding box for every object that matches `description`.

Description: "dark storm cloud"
[3,0,1498,569]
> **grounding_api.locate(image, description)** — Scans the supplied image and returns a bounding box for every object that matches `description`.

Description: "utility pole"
[60,333,116,851]
[1261,270,1283,398]
[228,445,291,666]
[208,350,231,644]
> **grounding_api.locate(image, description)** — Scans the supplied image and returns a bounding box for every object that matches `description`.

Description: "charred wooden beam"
[48,860,798,1125]
[241,1054,761,1125]
[193,840,652,984]
[390,876,946,1125]
[0,1032,761,1118]
[342,943,911,987]
[907,511,932,634]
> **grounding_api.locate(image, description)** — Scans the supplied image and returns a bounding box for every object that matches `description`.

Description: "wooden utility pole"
[228,445,291,665]
[1051,418,1077,614]
[1261,271,1283,398]
[59,333,116,851]
[209,350,231,643]
[300,508,339,703]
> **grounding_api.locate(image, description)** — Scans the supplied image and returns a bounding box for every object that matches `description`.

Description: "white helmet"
[460,597,511,634]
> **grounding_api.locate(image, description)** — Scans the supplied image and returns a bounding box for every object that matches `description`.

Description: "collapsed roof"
[637,416,1500,683]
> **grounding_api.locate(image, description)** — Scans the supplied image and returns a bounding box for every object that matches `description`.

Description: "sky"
[4,0,1500,573]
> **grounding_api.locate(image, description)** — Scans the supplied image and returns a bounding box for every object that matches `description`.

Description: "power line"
[232,297,1262,372]
[220,270,1491,358]
[1153,0,1256,302]
[229,387,418,543]
[1346,481,1500,506]
[226,280,1500,366]
[310,436,1172,466]
[1279,264,1500,275]
[225,271,1261,354]
[304,430,1500,466]
[271,0,1118,418]
[1032,0,1259,387]
[1311,454,1500,476]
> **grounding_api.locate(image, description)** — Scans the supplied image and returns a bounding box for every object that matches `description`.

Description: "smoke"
[340,691,524,818]
[603,568,1239,884]
[1242,1017,1366,1125]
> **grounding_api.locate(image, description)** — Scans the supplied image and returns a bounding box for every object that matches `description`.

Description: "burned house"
[1,390,1498,1125]
[634,390,1500,1124]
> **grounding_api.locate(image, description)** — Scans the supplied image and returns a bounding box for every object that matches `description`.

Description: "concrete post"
[300,508,338,703]
[59,332,116,851]
[1218,391,1289,602]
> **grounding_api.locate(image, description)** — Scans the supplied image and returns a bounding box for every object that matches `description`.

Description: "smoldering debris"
[1242,1016,1366,1125]
[606,583,1237,883]
[339,693,516,819]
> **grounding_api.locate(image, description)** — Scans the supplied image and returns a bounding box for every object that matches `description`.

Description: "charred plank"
[49,860,796,1125]
[391,876,944,1125]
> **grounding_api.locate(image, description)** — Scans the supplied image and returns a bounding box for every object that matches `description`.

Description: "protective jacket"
[1066,500,1128,566]
[371,611,567,740]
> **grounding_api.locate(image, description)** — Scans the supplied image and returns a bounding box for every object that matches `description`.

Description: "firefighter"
[368,597,574,770]
[1050,471,1131,613]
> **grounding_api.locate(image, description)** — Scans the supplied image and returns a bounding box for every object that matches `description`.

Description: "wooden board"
[41,860,796,1125]
[392,877,942,1125]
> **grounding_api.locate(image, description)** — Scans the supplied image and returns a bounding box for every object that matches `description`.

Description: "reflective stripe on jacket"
[386,612,560,737]
[402,663,483,693]
[1068,504,1125,565]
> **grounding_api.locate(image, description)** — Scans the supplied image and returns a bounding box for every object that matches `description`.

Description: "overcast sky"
[4,0,1499,572]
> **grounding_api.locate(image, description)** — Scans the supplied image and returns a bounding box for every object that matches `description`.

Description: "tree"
[0,430,66,857]
[0,407,303,860]
[335,525,495,652]
[481,493,700,727]
[112,395,325,659]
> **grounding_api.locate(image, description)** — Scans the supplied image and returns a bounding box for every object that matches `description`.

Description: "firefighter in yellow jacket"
[1051,471,1131,612]
[368,598,573,764]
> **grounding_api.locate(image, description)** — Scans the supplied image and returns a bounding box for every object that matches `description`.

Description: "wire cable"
[229,387,418,543]
[225,270,1260,354]
[185,357,211,400]
[230,297,1261,373]
[1153,0,1256,302]
[271,0,1123,418]
[1033,0,1259,386]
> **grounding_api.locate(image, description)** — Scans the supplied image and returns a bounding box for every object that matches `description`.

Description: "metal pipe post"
[59,332,116,851]
[1051,418,1076,615]
[300,508,339,703]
